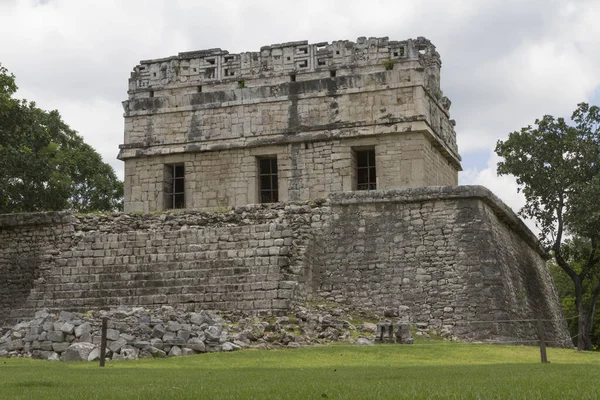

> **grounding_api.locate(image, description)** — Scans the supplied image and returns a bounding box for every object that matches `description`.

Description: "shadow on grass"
[9,381,59,388]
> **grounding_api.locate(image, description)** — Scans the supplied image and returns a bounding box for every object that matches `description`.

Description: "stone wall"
[0,186,571,346]
[120,37,461,212]
[316,187,569,345]
[0,204,327,327]
[124,132,457,211]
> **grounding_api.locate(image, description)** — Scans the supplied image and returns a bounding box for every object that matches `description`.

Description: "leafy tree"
[495,103,600,350]
[549,238,600,349]
[0,63,123,213]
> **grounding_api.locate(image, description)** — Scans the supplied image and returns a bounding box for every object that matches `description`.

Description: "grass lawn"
[1,341,599,399]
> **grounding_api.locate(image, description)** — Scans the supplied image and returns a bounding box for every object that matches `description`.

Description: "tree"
[495,103,600,350]
[0,63,123,213]
[549,238,600,349]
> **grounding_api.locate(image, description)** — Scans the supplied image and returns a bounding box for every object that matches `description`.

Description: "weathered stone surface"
[0,187,572,347]
[181,348,195,356]
[61,322,75,334]
[356,338,374,346]
[47,331,64,343]
[186,338,205,352]
[75,323,91,338]
[221,342,241,352]
[120,346,139,361]
[120,37,459,212]
[395,323,414,345]
[87,347,101,362]
[62,343,96,362]
[147,346,166,358]
[52,342,69,353]
[106,329,120,341]
[168,346,182,357]
[108,337,127,353]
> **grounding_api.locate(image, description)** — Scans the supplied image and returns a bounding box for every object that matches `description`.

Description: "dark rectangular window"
[355,149,376,190]
[258,157,278,203]
[165,164,185,209]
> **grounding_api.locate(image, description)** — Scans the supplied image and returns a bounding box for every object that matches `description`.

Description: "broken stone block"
[87,347,101,362]
[62,343,96,362]
[168,346,182,357]
[108,337,127,353]
[47,331,65,342]
[152,324,165,338]
[75,322,91,338]
[221,342,241,351]
[40,341,53,351]
[181,348,195,356]
[120,346,139,360]
[106,329,120,341]
[52,342,69,353]
[185,337,205,352]
[59,311,74,322]
[61,322,75,334]
[395,322,414,344]
[376,322,394,343]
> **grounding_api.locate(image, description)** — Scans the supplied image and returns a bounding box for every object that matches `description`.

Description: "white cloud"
[460,152,540,235]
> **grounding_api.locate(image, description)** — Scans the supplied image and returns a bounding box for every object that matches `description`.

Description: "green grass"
[1,342,599,399]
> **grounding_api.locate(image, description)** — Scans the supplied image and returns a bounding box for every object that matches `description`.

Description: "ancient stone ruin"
[0,37,572,348]
[119,36,459,211]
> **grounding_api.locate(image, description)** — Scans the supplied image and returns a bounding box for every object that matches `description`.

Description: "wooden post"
[99,317,108,367]
[537,317,548,364]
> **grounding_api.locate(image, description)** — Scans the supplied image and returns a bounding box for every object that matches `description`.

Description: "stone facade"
[0,186,571,346]
[119,37,461,212]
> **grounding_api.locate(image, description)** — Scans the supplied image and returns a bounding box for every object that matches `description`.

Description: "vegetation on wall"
[496,102,600,350]
[0,64,123,213]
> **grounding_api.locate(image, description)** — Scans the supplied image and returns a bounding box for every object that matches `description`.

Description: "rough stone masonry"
[0,36,572,347]
[0,187,572,346]
[119,37,460,211]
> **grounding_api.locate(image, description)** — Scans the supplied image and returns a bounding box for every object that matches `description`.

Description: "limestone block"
[62,343,96,362]
[52,342,69,353]
[47,331,65,343]
[75,323,91,338]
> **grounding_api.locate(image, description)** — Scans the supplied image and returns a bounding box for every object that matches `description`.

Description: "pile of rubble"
[0,305,414,362]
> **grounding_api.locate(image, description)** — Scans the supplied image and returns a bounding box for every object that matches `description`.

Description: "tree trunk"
[575,280,593,350]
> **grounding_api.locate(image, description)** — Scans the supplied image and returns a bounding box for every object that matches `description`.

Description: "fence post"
[537,317,548,364]
[99,317,108,367]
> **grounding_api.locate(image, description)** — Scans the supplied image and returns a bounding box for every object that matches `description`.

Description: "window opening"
[330,70,336,78]
[258,157,278,203]
[165,164,185,209]
[355,149,376,190]
[290,74,296,82]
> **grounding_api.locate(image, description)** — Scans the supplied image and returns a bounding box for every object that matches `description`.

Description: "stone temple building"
[0,37,571,347]
[119,36,461,212]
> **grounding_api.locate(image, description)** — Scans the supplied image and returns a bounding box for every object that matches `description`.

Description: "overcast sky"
[1,0,599,223]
